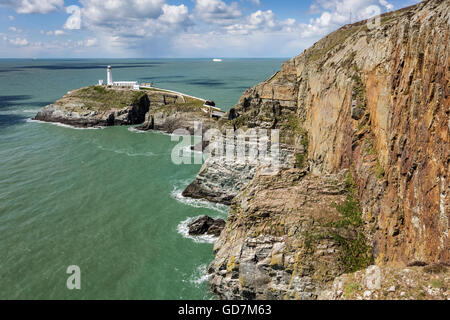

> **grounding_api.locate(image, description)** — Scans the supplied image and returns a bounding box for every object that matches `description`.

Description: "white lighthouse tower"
[107,65,112,85]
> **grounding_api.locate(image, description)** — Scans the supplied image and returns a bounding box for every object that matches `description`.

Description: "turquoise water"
[0,59,284,299]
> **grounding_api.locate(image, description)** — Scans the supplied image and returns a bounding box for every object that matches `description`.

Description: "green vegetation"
[430,279,444,289]
[284,115,300,132]
[295,154,306,168]
[332,232,373,273]
[231,114,249,128]
[344,281,361,298]
[331,172,363,228]
[375,159,385,179]
[364,139,377,155]
[308,26,361,62]
[330,172,374,273]
[65,86,147,111]
[154,100,205,114]
[334,195,363,228]
[352,65,366,110]
[424,263,448,274]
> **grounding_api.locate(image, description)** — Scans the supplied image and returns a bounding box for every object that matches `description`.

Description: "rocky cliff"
[207,0,449,299]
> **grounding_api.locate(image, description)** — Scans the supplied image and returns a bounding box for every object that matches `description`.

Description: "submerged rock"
[188,216,225,237]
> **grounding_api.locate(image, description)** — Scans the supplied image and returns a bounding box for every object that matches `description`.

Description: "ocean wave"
[96,144,155,157]
[127,126,147,134]
[22,109,41,113]
[26,118,104,130]
[177,216,218,244]
[171,179,229,215]
[189,264,211,286]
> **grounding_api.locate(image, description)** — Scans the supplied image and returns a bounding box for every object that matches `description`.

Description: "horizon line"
[0,57,290,60]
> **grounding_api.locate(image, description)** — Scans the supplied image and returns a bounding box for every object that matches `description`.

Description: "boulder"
[188,216,225,236]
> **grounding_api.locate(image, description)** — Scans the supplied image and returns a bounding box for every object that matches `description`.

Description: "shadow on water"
[0,114,27,129]
[189,80,226,87]
[0,95,53,109]
[16,63,162,71]
[138,75,185,81]
[0,95,33,109]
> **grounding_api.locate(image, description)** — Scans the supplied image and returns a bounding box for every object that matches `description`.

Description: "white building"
[107,65,113,85]
[100,66,139,90]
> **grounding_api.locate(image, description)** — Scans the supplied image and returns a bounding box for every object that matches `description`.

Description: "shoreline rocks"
[188,216,225,237]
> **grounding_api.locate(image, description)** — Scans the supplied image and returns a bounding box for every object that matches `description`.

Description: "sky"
[0,0,421,58]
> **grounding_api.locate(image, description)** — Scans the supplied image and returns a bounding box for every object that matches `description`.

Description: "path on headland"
[140,85,226,118]
[140,85,207,102]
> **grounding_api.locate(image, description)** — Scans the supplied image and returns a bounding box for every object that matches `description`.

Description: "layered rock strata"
[207,0,449,299]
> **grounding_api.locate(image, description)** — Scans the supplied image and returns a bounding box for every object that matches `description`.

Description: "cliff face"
[227,0,449,265]
[208,0,449,299]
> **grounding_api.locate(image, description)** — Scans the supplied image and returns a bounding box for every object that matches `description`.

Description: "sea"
[0,58,285,299]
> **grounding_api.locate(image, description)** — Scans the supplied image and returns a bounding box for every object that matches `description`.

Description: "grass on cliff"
[331,173,374,273]
[63,86,147,111]
[152,96,206,114]
[307,25,361,62]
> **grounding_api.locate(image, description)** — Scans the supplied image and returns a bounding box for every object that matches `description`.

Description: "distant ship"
[212,59,222,62]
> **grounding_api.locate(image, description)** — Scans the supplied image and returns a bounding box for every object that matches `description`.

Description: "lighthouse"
[107,65,112,85]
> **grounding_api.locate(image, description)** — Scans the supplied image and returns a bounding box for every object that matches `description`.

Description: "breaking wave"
[26,118,104,130]
[171,179,229,215]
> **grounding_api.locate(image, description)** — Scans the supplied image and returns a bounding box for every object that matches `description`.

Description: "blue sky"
[0,0,421,58]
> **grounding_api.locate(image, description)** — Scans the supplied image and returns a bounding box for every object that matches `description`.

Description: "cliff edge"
[208,0,449,299]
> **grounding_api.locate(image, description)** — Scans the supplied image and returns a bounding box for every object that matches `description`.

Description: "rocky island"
[34,85,218,131]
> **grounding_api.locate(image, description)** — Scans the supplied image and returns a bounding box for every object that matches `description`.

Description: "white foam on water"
[171,179,229,215]
[96,144,155,157]
[127,126,147,134]
[26,118,104,130]
[177,216,218,244]
[22,109,41,113]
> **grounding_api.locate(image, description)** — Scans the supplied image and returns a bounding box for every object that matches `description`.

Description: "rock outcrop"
[137,91,218,135]
[208,168,374,299]
[208,0,449,299]
[319,264,449,300]
[182,147,295,205]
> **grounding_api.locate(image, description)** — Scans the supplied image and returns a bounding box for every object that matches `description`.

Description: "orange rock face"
[229,0,449,266]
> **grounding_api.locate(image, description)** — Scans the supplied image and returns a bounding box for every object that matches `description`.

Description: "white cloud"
[8,37,28,46]
[301,0,394,37]
[79,0,165,26]
[8,26,22,33]
[224,10,297,35]
[1,0,63,14]
[8,15,15,20]
[159,4,190,25]
[194,0,242,25]
[64,5,81,30]
[54,30,65,36]
[75,38,98,47]
[249,0,260,5]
